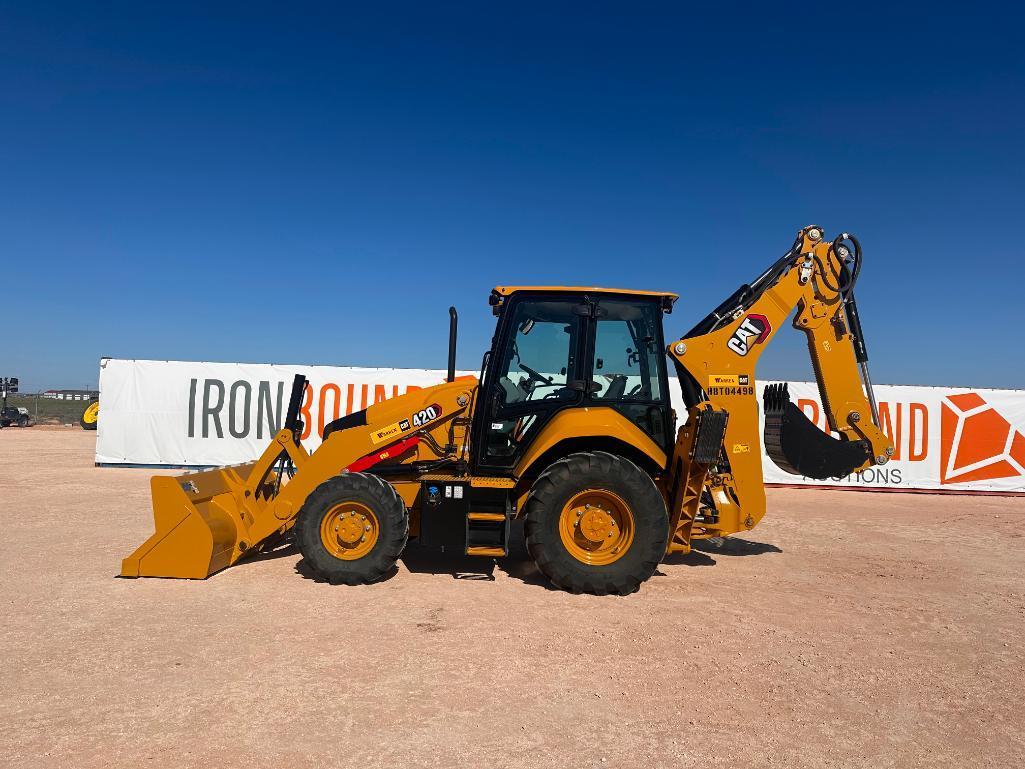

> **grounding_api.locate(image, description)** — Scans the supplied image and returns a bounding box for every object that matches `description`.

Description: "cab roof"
[492,285,679,303]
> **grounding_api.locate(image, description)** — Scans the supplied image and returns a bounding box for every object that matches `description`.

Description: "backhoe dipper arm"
[665,225,893,542]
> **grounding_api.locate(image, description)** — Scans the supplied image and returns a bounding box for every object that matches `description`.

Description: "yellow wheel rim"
[83,402,99,424]
[558,489,634,566]
[319,502,379,560]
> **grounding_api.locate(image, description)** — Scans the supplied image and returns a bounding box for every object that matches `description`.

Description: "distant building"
[42,389,99,401]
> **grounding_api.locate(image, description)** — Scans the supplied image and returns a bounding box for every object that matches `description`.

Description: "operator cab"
[470,286,678,475]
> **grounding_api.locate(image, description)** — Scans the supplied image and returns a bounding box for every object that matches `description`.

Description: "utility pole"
[2,377,18,403]
[0,377,15,423]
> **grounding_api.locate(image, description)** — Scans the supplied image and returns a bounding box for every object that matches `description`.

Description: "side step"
[416,477,512,556]
[466,546,506,557]
[466,503,511,557]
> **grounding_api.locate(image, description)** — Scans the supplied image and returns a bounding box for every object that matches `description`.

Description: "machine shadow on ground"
[401,546,498,581]
[227,540,403,584]
[693,537,783,556]
[659,536,782,570]
[295,558,401,584]
[398,520,536,584]
[243,523,782,587]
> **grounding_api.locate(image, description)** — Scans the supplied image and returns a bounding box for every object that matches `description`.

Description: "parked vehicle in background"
[0,406,34,428]
[0,378,30,428]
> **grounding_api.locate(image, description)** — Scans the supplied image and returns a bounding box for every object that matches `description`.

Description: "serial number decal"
[707,386,755,397]
[412,403,442,427]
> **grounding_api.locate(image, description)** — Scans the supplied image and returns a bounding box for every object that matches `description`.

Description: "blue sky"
[2,3,1023,391]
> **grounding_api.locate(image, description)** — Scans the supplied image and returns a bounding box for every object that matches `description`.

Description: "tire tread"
[524,451,668,596]
[295,471,408,585]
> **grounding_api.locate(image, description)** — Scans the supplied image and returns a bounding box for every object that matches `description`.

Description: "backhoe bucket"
[763,383,872,480]
[120,464,257,579]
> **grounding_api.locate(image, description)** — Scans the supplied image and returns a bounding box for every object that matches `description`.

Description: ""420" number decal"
[411,403,442,427]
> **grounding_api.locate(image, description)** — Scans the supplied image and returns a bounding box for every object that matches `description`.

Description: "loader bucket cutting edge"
[762,383,872,480]
[120,468,254,579]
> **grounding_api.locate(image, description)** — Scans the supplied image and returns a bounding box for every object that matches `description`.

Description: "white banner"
[755,382,1025,493]
[97,359,1025,493]
[95,358,476,466]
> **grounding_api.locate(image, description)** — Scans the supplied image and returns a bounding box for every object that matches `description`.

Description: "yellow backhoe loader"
[122,225,893,594]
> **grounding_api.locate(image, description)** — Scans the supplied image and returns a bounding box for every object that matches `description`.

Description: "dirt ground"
[1,428,1022,769]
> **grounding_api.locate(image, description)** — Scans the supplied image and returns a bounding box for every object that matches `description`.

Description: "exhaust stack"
[447,306,457,382]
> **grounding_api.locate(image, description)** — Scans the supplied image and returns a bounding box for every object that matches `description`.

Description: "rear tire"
[295,472,408,585]
[525,451,668,595]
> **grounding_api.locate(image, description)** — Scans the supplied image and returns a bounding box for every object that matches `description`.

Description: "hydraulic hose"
[832,233,867,363]
[832,232,862,300]
[832,232,879,428]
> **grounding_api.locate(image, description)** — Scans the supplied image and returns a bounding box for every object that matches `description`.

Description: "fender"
[514,406,667,481]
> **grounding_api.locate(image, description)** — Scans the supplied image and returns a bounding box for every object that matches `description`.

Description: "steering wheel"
[628,384,644,396]
[519,362,554,387]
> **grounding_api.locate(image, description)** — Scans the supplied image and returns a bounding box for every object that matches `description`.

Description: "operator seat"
[499,376,528,404]
[602,374,628,400]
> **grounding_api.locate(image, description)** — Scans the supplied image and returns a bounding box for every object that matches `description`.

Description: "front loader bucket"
[763,383,872,480]
[121,464,255,579]
[122,375,309,580]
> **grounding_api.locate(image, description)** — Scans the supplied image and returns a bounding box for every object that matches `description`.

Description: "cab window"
[591,300,663,402]
[589,298,671,450]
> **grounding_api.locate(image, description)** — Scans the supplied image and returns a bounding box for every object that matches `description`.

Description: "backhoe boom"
[664,225,893,549]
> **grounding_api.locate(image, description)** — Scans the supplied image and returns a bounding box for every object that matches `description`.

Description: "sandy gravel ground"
[1,428,1022,769]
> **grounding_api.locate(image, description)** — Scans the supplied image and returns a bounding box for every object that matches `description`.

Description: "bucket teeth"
[762,382,789,416]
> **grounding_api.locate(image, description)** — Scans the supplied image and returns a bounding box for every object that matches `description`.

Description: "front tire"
[524,451,668,595]
[295,472,408,585]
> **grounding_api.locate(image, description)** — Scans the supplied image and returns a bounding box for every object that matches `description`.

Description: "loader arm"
[663,226,893,552]
[121,376,476,579]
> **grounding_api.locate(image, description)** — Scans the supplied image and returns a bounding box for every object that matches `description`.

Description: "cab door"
[585,297,674,452]
[472,294,587,473]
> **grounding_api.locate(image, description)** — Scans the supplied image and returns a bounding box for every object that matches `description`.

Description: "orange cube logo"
[940,393,1025,484]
